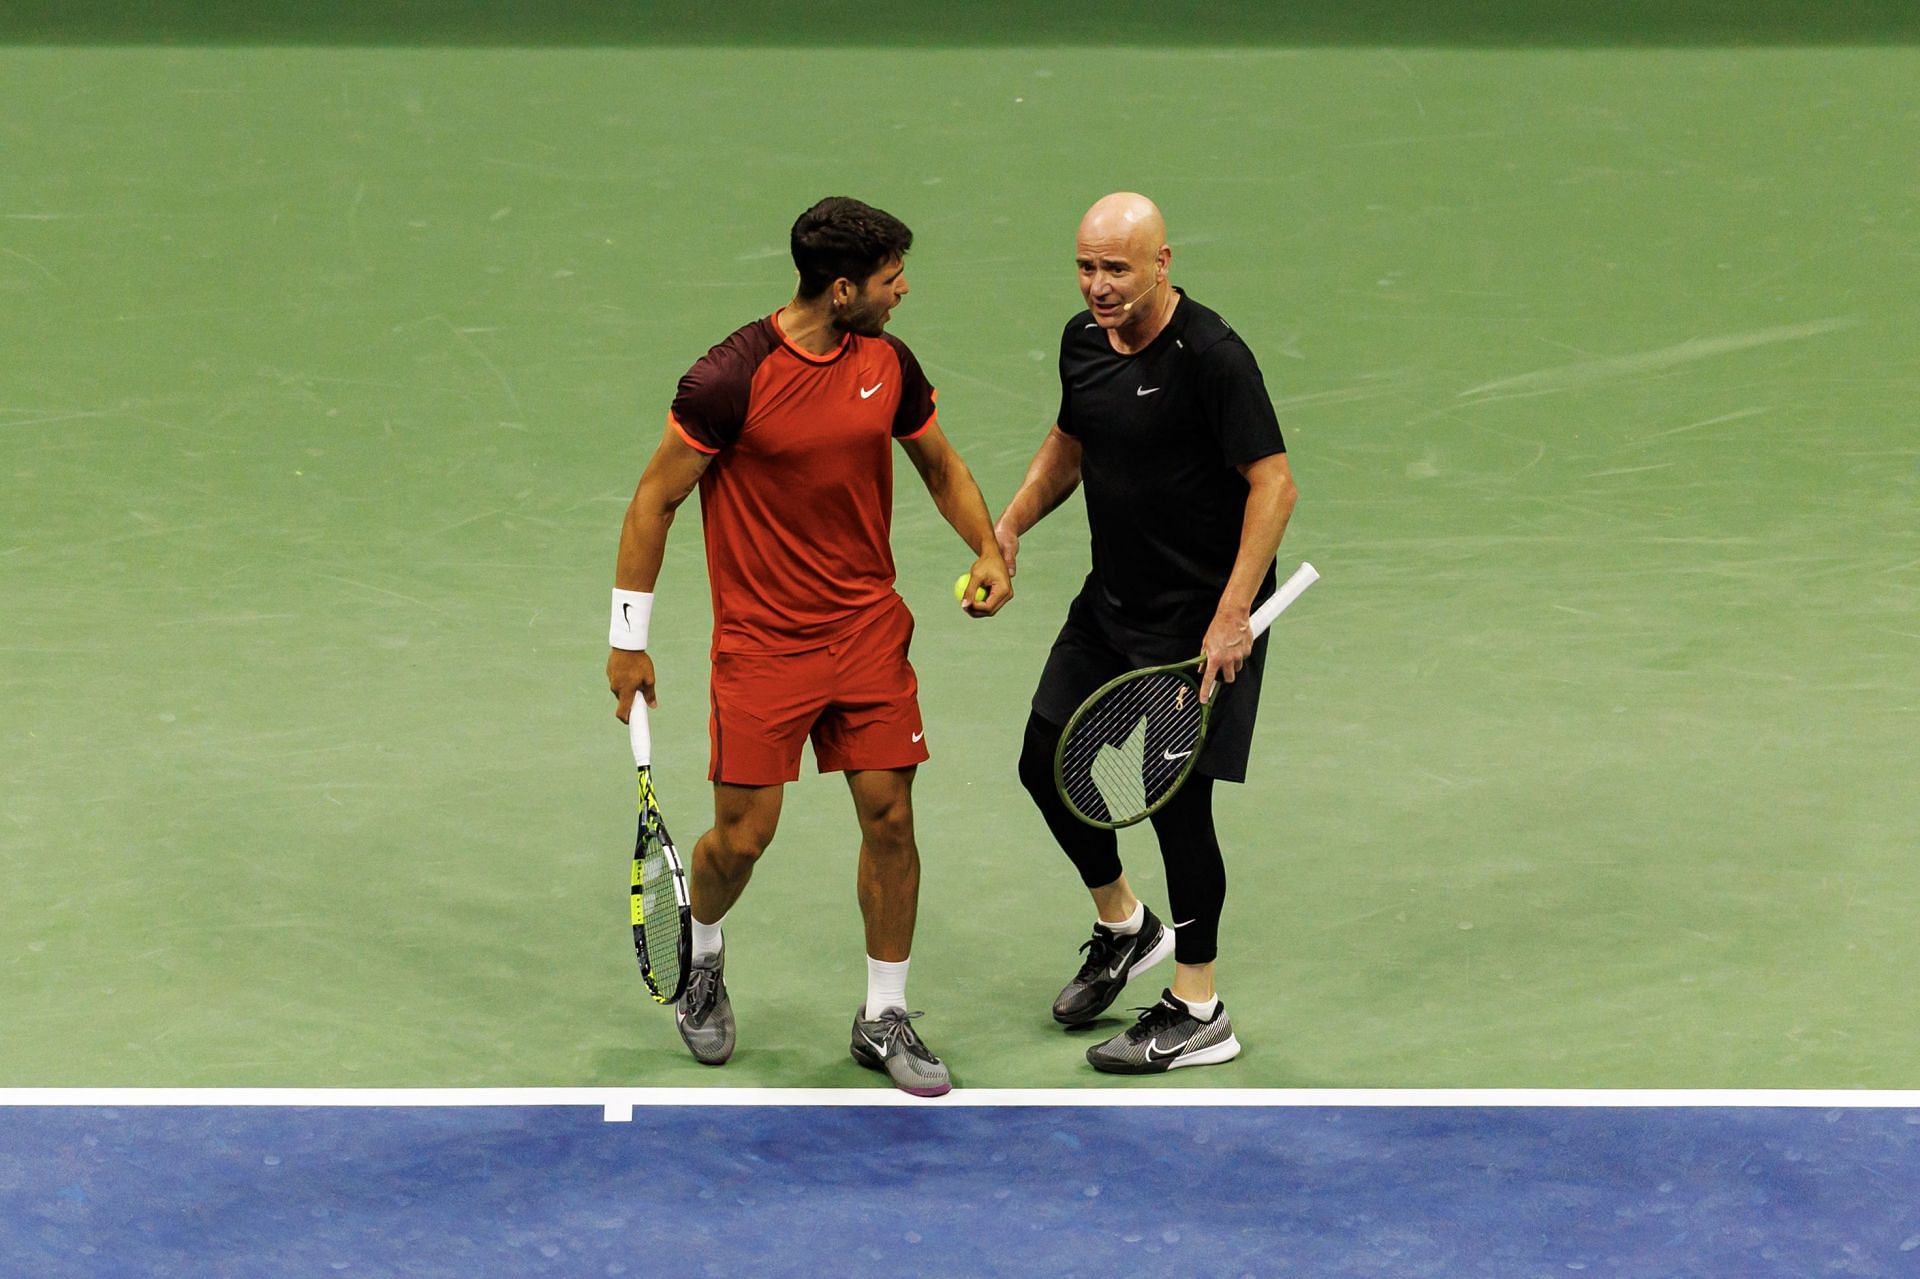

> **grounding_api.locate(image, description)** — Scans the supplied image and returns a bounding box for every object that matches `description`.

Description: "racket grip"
[628,698,652,769]
[1249,562,1319,639]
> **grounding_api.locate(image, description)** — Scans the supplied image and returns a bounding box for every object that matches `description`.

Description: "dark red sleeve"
[669,319,777,452]
[882,335,938,439]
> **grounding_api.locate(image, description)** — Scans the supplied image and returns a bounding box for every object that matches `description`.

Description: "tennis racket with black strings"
[1054,561,1320,829]
[627,699,691,1004]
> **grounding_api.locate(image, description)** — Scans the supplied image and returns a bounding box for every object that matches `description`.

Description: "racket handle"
[1249,562,1320,639]
[628,698,653,769]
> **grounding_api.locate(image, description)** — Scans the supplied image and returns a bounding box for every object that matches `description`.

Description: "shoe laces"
[1074,928,1127,982]
[683,965,721,1018]
[867,1008,935,1061]
[1123,995,1190,1043]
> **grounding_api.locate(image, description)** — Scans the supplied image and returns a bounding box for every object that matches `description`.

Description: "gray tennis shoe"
[675,951,734,1066]
[1085,989,1240,1074]
[849,1006,952,1097]
[1051,907,1176,1025]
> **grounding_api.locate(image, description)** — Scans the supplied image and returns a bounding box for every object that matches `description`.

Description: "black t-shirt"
[1056,290,1286,633]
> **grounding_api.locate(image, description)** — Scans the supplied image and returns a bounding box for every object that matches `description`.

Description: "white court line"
[4,1089,1920,1124]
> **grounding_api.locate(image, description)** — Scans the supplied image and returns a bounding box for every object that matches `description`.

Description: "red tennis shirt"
[668,309,938,654]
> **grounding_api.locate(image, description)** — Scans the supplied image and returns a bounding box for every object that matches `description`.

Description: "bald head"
[1079,192,1166,257]
[1075,192,1173,335]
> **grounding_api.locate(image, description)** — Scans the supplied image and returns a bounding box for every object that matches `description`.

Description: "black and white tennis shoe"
[1085,989,1240,1074]
[1050,907,1176,1025]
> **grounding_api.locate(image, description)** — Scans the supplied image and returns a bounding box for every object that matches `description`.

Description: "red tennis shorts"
[708,596,928,786]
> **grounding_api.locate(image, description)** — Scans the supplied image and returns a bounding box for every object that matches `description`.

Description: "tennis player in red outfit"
[607,198,1010,1095]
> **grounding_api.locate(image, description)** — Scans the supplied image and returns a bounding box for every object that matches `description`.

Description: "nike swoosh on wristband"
[622,602,632,626]
[860,382,884,399]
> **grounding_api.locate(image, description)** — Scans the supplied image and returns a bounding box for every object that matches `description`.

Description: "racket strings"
[1058,670,1204,825]
[636,805,688,1000]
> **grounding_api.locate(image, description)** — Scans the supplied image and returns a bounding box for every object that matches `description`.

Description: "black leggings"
[1016,711,1227,964]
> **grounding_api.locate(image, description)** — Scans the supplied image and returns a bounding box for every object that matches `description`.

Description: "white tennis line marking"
[5,1089,1919,1124]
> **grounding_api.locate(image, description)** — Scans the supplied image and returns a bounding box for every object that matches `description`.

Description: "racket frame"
[628,704,692,1006]
[1053,659,1211,830]
[1051,561,1320,831]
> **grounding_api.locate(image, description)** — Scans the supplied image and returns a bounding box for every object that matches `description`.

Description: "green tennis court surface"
[4,5,1916,1088]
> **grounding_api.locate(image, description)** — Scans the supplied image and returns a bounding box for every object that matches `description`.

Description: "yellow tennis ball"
[953,573,987,604]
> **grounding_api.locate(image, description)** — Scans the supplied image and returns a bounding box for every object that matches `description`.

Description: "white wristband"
[610,589,654,650]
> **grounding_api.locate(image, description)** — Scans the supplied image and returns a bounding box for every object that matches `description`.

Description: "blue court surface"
[5,1098,1920,1277]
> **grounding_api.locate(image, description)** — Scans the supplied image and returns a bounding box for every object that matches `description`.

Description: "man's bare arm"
[900,421,1012,616]
[1199,451,1298,703]
[991,425,1084,578]
[607,430,711,719]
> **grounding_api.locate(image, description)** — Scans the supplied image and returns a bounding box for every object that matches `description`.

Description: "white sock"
[1178,993,1219,1021]
[865,956,910,1019]
[1099,900,1145,935]
[691,916,725,965]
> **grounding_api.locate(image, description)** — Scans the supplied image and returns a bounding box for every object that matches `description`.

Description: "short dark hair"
[791,197,912,299]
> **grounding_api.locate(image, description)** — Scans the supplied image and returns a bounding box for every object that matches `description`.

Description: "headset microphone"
[1120,273,1163,313]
